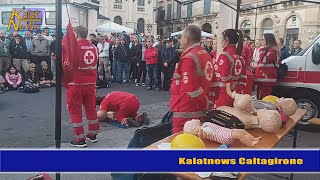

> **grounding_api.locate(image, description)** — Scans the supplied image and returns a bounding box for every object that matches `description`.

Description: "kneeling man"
[97,91,150,127]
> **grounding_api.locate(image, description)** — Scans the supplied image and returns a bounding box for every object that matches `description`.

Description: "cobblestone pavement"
[0,83,319,179]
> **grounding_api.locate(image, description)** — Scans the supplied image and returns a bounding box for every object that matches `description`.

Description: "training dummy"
[96,91,150,127]
[225,83,297,123]
[183,119,261,147]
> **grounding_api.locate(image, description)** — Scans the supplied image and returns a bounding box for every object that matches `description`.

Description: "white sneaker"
[142,83,146,87]
[136,83,140,87]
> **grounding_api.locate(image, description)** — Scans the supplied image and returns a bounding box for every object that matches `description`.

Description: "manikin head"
[257,109,282,133]
[183,119,201,135]
[276,98,297,116]
[233,93,255,113]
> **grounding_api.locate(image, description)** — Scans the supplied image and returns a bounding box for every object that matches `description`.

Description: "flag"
[62,21,79,87]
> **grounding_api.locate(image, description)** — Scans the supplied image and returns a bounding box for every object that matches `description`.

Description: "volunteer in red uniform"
[255,33,279,99]
[211,29,246,108]
[170,25,214,133]
[97,91,150,126]
[66,26,100,148]
[242,35,254,70]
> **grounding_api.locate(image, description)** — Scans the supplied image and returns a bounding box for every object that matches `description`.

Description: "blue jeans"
[147,64,158,88]
[112,60,118,81]
[117,61,129,82]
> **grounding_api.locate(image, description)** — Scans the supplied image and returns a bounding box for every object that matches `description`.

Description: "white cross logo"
[205,61,214,81]
[234,59,242,75]
[84,50,95,65]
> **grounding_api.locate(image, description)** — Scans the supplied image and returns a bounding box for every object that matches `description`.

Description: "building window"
[204,0,211,15]
[114,16,122,25]
[138,0,145,11]
[187,3,192,17]
[1,11,11,25]
[137,18,145,33]
[176,3,181,19]
[167,4,172,20]
[262,18,273,34]
[45,11,56,25]
[114,0,122,9]
[202,23,212,34]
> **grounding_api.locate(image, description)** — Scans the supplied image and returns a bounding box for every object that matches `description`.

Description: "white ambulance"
[273,35,320,130]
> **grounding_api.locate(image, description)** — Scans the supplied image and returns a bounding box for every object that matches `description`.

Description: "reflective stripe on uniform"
[196,50,207,55]
[187,87,204,98]
[222,52,235,75]
[220,75,232,82]
[254,78,277,82]
[240,74,247,79]
[187,53,203,77]
[232,76,241,81]
[239,82,247,86]
[76,134,85,139]
[173,73,181,79]
[88,130,99,134]
[211,82,226,88]
[173,111,206,118]
[88,120,99,124]
[79,65,97,70]
[209,91,216,97]
[73,122,84,128]
[262,56,267,64]
[257,63,274,68]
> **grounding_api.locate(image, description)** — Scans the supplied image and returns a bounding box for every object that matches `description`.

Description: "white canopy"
[97,21,134,33]
[170,31,214,38]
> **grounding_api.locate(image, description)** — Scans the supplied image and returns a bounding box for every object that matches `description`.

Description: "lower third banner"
[0,150,320,172]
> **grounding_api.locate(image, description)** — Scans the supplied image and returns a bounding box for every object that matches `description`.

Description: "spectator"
[97,35,111,81]
[111,38,120,82]
[291,39,302,55]
[211,38,217,60]
[115,37,130,83]
[155,36,165,89]
[129,34,135,49]
[162,39,176,91]
[9,34,29,74]
[0,30,11,76]
[277,38,291,61]
[122,31,130,44]
[131,35,142,84]
[136,38,147,87]
[25,63,39,88]
[252,39,262,67]
[24,31,33,63]
[205,38,213,55]
[43,27,53,42]
[242,35,254,70]
[39,61,55,87]
[96,63,109,89]
[89,33,98,47]
[0,75,4,93]
[200,37,207,47]
[4,65,23,90]
[31,30,51,70]
[144,39,159,90]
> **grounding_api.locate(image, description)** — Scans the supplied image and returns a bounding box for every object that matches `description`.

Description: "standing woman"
[131,35,142,83]
[211,29,245,108]
[136,38,147,87]
[255,33,279,99]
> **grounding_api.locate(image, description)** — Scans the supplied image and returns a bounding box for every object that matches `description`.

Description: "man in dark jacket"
[277,38,291,61]
[155,36,165,89]
[115,37,130,83]
[9,34,29,74]
[291,39,302,55]
[162,39,176,91]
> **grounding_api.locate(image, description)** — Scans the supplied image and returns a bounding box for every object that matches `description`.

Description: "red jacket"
[69,39,98,86]
[242,44,254,70]
[100,91,138,111]
[255,47,278,84]
[211,50,217,61]
[144,47,158,65]
[170,43,214,119]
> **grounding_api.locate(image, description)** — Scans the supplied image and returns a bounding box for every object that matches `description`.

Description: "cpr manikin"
[217,106,282,133]
[183,119,261,147]
[225,83,297,123]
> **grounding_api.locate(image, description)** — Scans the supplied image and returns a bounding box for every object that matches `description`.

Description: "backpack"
[274,62,288,80]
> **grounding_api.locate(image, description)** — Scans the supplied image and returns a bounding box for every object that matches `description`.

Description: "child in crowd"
[25,63,39,88]
[39,61,55,87]
[96,63,109,89]
[4,65,24,90]
[0,75,5,93]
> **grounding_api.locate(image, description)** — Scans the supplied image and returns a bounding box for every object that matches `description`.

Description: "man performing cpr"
[97,91,150,127]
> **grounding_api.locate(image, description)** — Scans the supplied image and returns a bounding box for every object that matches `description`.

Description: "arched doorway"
[114,16,122,25]
[202,23,212,34]
[285,15,300,48]
[241,20,251,37]
[137,18,145,33]
[262,18,273,34]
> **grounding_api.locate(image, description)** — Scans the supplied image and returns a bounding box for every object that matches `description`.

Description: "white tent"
[97,21,134,33]
[170,31,214,38]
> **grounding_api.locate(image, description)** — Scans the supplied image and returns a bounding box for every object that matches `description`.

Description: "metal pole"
[55,0,62,179]
[235,0,241,30]
[254,2,258,41]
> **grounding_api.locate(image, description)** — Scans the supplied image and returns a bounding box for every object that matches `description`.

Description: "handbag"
[204,110,244,129]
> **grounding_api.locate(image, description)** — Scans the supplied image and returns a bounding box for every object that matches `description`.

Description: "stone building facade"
[99,0,157,35]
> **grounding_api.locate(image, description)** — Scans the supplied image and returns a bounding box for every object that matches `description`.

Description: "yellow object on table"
[262,95,278,105]
[171,134,206,149]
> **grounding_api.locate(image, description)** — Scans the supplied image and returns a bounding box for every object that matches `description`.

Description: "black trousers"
[157,63,163,88]
[162,64,175,91]
[130,61,138,80]
[4,81,24,90]
[136,61,146,84]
